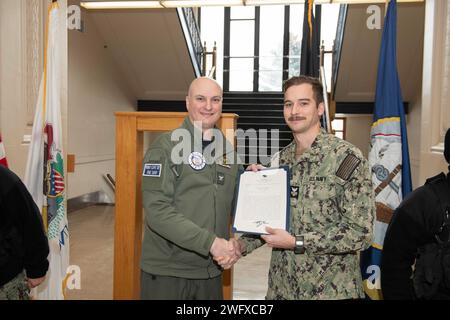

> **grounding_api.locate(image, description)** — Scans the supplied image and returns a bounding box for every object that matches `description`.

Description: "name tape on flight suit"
[143,163,161,177]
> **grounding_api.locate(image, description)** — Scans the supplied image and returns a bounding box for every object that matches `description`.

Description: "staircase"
[137,92,293,166]
[222,92,292,166]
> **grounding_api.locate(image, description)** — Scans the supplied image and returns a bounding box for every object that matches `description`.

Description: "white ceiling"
[85,7,196,100]
[78,2,425,103]
[334,2,425,102]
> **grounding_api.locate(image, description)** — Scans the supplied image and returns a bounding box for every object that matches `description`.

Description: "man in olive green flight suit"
[140,77,241,300]
[236,76,375,299]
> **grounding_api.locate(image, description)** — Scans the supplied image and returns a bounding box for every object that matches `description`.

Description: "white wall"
[406,94,422,189]
[419,0,450,184]
[0,0,31,176]
[342,107,423,190]
[0,0,67,180]
[67,7,135,200]
[344,115,372,159]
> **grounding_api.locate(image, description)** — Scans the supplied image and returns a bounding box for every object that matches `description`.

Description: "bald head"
[186,77,223,131]
[187,77,222,97]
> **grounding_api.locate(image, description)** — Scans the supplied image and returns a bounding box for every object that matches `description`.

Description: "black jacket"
[381,171,450,299]
[0,165,49,286]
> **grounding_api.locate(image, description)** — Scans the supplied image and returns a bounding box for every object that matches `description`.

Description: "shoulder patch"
[336,154,361,181]
[143,163,162,177]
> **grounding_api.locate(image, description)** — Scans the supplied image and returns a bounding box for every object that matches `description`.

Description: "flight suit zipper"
[207,162,218,278]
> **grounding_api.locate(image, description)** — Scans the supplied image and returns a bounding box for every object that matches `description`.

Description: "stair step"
[226,111,284,118]
[224,108,283,113]
[237,117,285,123]
[237,123,290,129]
[224,91,283,97]
[224,107,283,110]
[237,135,293,142]
[238,115,284,119]
[222,100,284,110]
[224,99,284,105]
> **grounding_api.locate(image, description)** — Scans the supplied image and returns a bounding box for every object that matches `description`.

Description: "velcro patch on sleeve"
[143,163,162,177]
[336,154,361,181]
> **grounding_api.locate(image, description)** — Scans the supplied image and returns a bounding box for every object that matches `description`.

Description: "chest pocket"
[303,180,337,201]
[298,179,343,230]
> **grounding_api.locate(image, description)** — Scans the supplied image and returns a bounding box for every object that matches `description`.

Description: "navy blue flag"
[361,0,412,299]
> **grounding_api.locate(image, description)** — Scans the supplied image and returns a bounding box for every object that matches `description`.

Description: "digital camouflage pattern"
[0,272,30,300]
[240,129,375,299]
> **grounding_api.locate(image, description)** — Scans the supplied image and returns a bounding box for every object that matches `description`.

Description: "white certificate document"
[232,167,290,235]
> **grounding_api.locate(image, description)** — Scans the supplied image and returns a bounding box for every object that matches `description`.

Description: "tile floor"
[65,205,271,300]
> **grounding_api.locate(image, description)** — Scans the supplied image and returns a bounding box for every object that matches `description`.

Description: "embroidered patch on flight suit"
[143,163,161,177]
[188,152,206,171]
[336,154,361,181]
[290,186,299,199]
[217,172,225,185]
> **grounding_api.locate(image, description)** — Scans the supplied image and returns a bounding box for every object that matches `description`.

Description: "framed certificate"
[232,166,290,235]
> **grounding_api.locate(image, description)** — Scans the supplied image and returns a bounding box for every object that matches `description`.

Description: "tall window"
[289,4,340,91]
[229,6,255,91]
[259,5,284,91]
[200,4,340,92]
[288,4,304,78]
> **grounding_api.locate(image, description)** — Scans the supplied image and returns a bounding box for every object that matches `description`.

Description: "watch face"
[294,235,305,254]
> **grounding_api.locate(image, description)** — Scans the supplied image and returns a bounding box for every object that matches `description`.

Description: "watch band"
[294,235,305,254]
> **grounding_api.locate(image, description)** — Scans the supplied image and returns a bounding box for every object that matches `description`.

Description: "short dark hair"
[283,76,324,105]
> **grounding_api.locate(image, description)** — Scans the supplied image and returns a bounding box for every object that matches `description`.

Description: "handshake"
[209,237,243,270]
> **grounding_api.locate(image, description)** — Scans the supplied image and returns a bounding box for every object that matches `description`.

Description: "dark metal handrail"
[177,7,203,77]
[104,173,116,192]
[202,42,217,79]
[332,4,348,100]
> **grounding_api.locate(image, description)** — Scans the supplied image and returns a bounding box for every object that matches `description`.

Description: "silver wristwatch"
[293,235,305,254]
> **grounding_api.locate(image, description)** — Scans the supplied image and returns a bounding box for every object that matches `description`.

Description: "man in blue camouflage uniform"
[239,76,375,299]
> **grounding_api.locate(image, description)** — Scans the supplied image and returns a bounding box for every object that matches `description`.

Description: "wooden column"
[114,112,238,300]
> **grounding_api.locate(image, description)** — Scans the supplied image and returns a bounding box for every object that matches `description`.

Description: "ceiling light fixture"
[331,0,422,3]
[80,0,424,10]
[245,0,329,5]
[161,0,243,7]
[80,1,163,9]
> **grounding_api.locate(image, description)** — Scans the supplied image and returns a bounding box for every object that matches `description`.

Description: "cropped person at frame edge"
[381,127,450,300]
[0,165,49,300]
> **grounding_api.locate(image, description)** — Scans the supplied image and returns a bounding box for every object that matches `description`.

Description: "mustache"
[288,116,306,121]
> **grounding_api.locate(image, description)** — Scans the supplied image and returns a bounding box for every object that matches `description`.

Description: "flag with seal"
[360,0,412,300]
[24,1,69,300]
